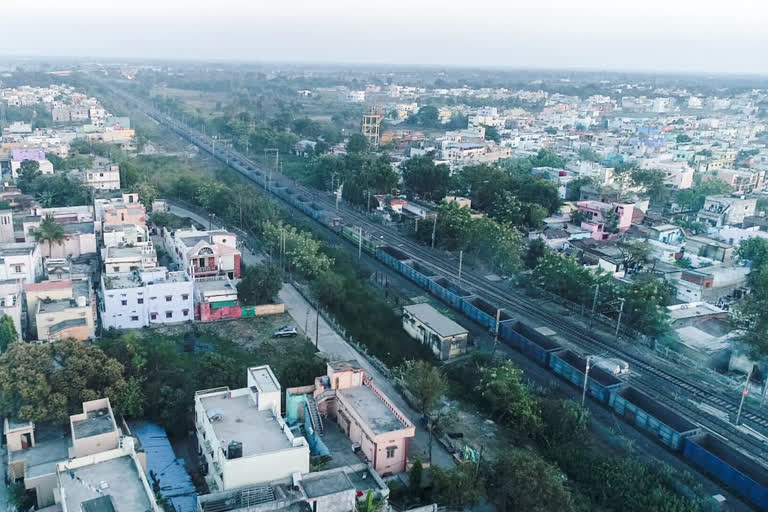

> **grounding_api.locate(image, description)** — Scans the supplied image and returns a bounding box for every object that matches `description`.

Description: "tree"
[16,160,41,192]
[356,490,385,512]
[33,214,66,257]
[578,147,601,163]
[536,398,590,449]
[676,134,692,143]
[430,463,483,509]
[485,449,575,512]
[524,239,548,269]
[675,178,731,212]
[401,152,451,201]
[475,361,540,433]
[0,315,18,352]
[737,237,768,273]
[620,278,673,337]
[237,264,283,305]
[135,182,158,212]
[401,360,447,463]
[483,124,501,143]
[346,134,369,154]
[616,237,650,271]
[736,261,768,357]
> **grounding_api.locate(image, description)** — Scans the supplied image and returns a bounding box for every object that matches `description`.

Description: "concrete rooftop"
[200,394,290,457]
[249,366,280,393]
[403,303,467,338]
[338,385,406,436]
[10,426,70,478]
[61,455,153,512]
[72,408,115,439]
[301,471,354,498]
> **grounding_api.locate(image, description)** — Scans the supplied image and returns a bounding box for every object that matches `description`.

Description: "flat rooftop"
[302,471,354,498]
[200,393,291,457]
[105,245,153,259]
[338,385,406,435]
[10,426,70,478]
[61,455,153,512]
[249,366,280,393]
[668,302,726,321]
[72,408,115,439]
[403,303,467,338]
[194,278,235,293]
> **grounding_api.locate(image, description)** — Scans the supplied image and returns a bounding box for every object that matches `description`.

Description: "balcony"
[194,265,219,276]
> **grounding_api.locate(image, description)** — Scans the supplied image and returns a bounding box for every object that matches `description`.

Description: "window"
[121,300,127,306]
[165,311,173,319]
[113,266,120,272]
[183,309,189,317]
[150,312,157,320]
[130,315,139,321]
[386,446,397,458]
[182,294,189,301]
[165,295,172,302]
[137,298,144,304]
[13,265,22,273]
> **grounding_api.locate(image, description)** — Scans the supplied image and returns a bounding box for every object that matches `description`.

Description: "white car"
[273,325,298,338]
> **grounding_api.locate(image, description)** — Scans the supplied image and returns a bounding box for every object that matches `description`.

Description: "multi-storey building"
[102,244,158,273]
[165,227,242,279]
[194,366,310,492]
[0,242,42,283]
[29,277,95,341]
[101,267,194,329]
[95,193,146,229]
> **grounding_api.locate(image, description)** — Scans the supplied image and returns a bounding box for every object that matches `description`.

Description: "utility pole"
[736,366,754,425]
[614,298,625,341]
[590,283,600,328]
[491,308,501,358]
[458,250,463,287]
[581,356,592,407]
[315,304,320,348]
[431,215,437,249]
[762,377,768,408]
[358,227,363,260]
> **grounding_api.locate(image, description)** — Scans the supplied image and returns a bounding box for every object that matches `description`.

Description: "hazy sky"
[2,0,767,74]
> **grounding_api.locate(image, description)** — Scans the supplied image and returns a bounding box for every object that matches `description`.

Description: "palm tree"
[34,215,66,258]
[356,491,385,512]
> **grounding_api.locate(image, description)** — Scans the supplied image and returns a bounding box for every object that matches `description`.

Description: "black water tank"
[227,440,243,459]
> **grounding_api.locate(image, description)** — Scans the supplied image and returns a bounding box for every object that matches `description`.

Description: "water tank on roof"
[227,440,243,459]
[76,296,87,307]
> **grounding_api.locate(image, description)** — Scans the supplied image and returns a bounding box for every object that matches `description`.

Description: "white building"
[0,243,42,284]
[101,267,194,329]
[194,366,310,492]
[102,244,158,274]
[164,228,241,279]
[102,223,151,248]
[81,161,121,191]
[0,279,23,337]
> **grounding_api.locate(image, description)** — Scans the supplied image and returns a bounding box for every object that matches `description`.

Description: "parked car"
[273,325,298,338]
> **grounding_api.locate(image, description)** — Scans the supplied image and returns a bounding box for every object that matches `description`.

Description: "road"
[162,202,456,468]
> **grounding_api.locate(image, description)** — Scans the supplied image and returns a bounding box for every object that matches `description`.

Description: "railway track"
[100,78,768,463]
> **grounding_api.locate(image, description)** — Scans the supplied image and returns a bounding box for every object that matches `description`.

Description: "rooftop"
[10,425,70,478]
[61,455,154,512]
[249,366,280,393]
[302,471,354,499]
[338,384,407,435]
[199,393,291,457]
[0,242,35,257]
[104,245,153,259]
[328,360,364,372]
[72,408,116,439]
[403,303,467,338]
[667,302,726,321]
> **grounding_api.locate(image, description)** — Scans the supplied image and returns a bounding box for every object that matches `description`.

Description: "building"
[102,223,151,248]
[0,209,15,243]
[78,157,121,190]
[673,266,750,303]
[28,277,95,341]
[574,200,634,240]
[10,148,54,178]
[101,267,194,329]
[95,193,146,228]
[194,366,311,492]
[5,398,125,509]
[0,242,42,284]
[696,195,757,228]
[705,168,765,195]
[165,227,242,279]
[0,279,23,337]
[290,361,415,476]
[102,244,158,274]
[196,463,389,512]
[194,275,241,322]
[402,303,469,360]
[24,215,97,259]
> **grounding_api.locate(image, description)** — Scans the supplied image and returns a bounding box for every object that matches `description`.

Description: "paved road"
[279,284,456,469]
[162,201,455,468]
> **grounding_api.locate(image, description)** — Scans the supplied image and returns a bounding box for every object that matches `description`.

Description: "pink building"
[289,360,415,476]
[96,193,147,229]
[575,200,634,241]
[164,228,242,279]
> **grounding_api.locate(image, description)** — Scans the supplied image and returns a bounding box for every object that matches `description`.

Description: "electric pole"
[590,283,600,329]
[736,366,754,425]
[582,356,592,407]
[431,215,437,249]
[358,227,363,260]
[614,298,625,341]
[458,250,463,287]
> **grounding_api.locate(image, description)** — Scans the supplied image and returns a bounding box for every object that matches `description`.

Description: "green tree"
[33,214,66,257]
[675,178,731,212]
[356,490,385,512]
[485,449,575,512]
[736,261,768,357]
[524,238,548,269]
[578,147,601,163]
[237,264,283,305]
[0,315,19,352]
[483,124,501,143]
[430,463,483,509]
[16,160,42,193]
[401,152,451,201]
[400,360,447,464]
[135,182,158,212]
[737,237,768,272]
[536,398,590,449]
[616,237,650,271]
[676,134,692,143]
[620,278,673,337]
[475,361,540,433]
[346,134,369,154]
[453,164,510,212]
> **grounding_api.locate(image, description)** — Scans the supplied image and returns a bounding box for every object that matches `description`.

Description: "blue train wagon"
[378,246,411,272]
[549,350,625,403]
[609,387,701,451]
[428,277,473,310]
[499,321,563,366]
[682,433,768,511]
[459,296,512,331]
[400,260,437,289]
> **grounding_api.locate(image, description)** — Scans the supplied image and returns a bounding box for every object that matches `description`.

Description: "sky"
[1,0,767,74]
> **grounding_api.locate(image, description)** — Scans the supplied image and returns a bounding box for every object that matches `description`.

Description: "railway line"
[100,78,768,464]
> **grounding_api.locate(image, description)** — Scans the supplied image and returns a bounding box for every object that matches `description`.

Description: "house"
[102,223,151,248]
[5,398,127,509]
[101,268,194,329]
[685,236,734,263]
[0,279,23,336]
[0,209,15,243]
[102,244,158,274]
[288,360,415,476]
[196,463,389,512]
[574,200,634,240]
[696,195,757,228]
[165,227,242,279]
[95,193,146,229]
[646,224,686,262]
[10,148,53,178]
[402,303,469,360]
[28,277,95,341]
[0,242,42,284]
[75,157,121,190]
[704,168,765,195]
[194,366,310,492]
[24,215,97,259]
[672,265,750,302]
[528,228,573,250]
[194,275,241,322]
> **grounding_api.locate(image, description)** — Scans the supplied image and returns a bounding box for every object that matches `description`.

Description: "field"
[150,86,228,117]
